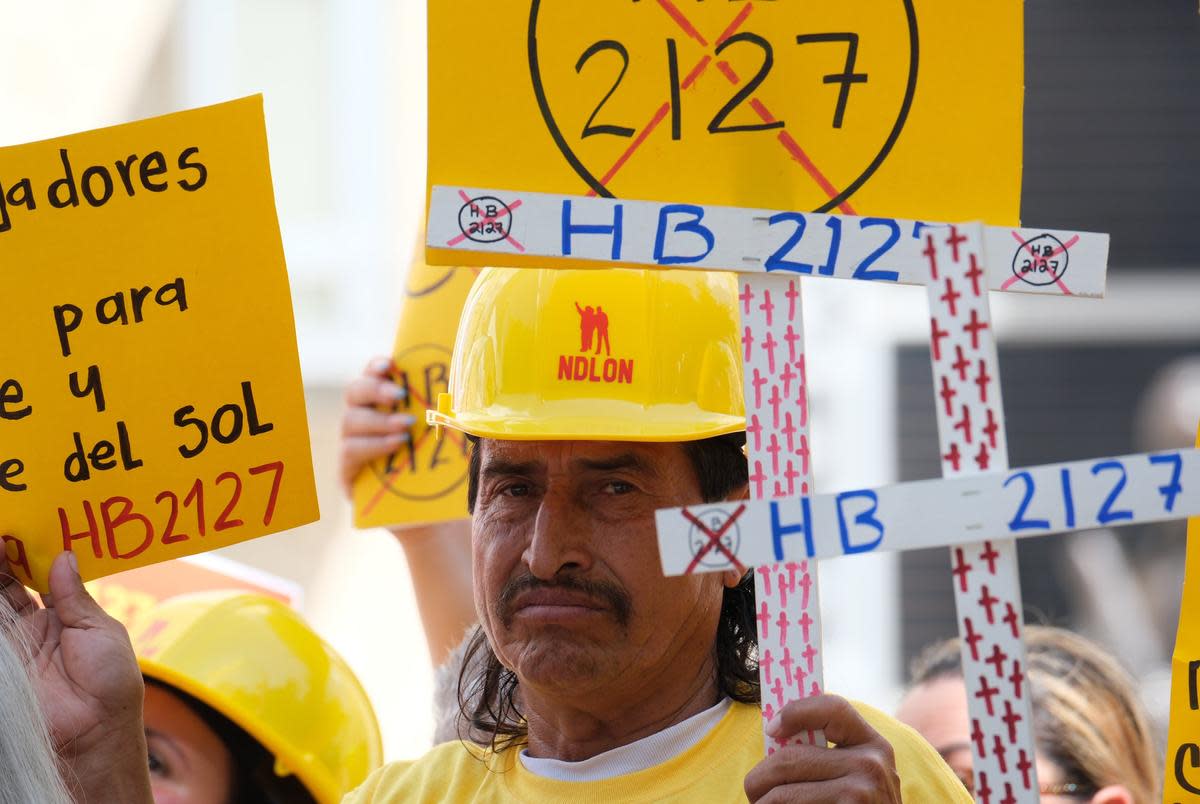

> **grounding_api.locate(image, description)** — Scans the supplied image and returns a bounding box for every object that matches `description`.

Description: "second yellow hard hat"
[133,591,382,804]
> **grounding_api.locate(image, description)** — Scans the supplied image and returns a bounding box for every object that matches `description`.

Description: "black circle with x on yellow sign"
[528,0,917,213]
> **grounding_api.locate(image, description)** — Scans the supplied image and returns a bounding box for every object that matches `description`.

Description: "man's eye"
[503,483,530,497]
[604,481,634,495]
[147,750,168,776]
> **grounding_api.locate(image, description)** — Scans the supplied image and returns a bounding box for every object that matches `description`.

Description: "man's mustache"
[497,572,632,627]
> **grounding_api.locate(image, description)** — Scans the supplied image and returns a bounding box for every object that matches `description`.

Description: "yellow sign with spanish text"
[352,251,477,529]
[1165,425,1200,802]
[0,97,319,592]
[426,0,1023,270]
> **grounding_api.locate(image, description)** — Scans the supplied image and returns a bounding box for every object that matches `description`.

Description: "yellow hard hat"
[427,267,745,441]
[132,592,382,804]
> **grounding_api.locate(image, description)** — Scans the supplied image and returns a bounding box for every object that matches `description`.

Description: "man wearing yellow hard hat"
[345,267,970,802]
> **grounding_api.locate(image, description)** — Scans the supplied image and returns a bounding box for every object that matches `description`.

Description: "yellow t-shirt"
[344,701,971,803]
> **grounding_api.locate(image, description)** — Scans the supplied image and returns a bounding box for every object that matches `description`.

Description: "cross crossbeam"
[428,186,1109,298]
[655,448,1200,573]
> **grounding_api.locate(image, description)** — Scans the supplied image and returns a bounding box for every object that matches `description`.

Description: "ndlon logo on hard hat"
[557,301,634,384]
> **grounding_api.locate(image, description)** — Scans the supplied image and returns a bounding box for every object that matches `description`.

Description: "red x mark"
[589,1,856,213]
[1001,230,1079,295]
[446,189,526,252]
[682,504,748,575]
[361,378,468,516]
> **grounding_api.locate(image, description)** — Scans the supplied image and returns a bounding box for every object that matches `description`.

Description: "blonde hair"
[911,625,1160,804]
[0,598,72,804]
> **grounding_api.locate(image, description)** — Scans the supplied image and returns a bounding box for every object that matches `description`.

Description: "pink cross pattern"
[759,288,775,326]
[747,414,763,451]
[752,368,768,409]
[739,283,755,315]
[945,225,967,262]
[762,331,779,373]
[768,384,784,429]
[756,565,774,596]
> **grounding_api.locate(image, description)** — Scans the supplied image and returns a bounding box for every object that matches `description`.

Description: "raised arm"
[341,357,476,666]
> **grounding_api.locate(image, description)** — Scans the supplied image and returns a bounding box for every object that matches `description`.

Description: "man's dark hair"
[460,432,758,750]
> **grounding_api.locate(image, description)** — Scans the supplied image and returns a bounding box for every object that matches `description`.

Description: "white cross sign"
[656,448,1200,573]
[429,191,1196,804]
[428,185,1108,297]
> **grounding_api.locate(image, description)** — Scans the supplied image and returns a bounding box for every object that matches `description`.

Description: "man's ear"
[1088,785,1133,804]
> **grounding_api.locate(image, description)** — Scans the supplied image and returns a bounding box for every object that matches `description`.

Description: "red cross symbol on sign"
[572,0,862,214]
[952,547,973,592]
[975,674,1000,716]
[1001,700,1023,743]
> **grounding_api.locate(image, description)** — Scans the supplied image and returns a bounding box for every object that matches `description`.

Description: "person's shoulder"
[850,700,973,804]
[342,740,508,804]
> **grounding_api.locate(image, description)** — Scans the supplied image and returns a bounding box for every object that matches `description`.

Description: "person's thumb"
[44,551,105,629]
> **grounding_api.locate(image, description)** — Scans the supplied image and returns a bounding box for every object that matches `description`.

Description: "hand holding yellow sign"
[0,97,318,592]
[352,247,476,528]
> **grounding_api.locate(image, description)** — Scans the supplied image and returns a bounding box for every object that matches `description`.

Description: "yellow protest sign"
[0,97,319,593]
[426,0,1023,270]
[1166,424,1200,802]
[352,250,477,528]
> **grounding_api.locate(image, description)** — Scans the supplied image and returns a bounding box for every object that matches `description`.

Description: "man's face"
[472,439,742,699]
